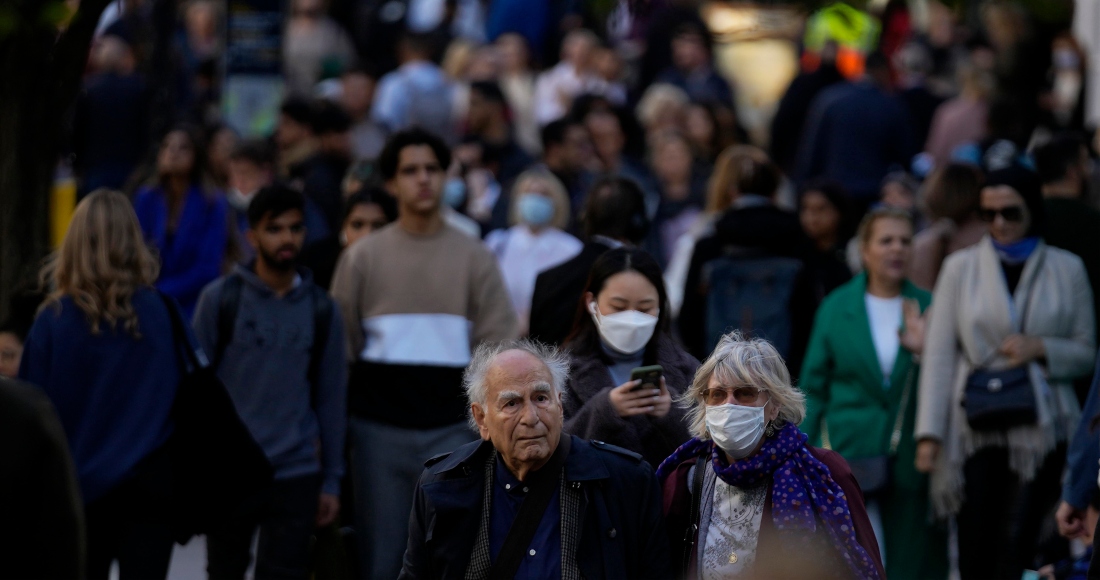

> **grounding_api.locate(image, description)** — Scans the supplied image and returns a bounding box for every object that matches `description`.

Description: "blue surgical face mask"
[443,177,466,209]
[517,193,555,227]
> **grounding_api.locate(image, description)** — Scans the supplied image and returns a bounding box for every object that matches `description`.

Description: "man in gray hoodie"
[193,185,347,579]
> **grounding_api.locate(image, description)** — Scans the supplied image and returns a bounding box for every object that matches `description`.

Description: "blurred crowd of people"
[6,0,1100,579]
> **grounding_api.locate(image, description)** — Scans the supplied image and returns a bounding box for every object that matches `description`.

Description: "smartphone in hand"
[629,365,663,392]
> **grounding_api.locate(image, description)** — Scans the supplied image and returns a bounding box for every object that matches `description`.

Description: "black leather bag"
[847,365,915,496]
[963,366,1036,431]
[158,292,274,543]
[962,276,1040,433]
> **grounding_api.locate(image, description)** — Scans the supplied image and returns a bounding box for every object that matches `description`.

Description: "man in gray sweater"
[193,185,347,579]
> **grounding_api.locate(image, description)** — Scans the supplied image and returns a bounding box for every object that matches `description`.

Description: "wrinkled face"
[228,159,272,198]
[472,350,564,473]
[390,145,445,217]
[342,202,388,247]
[799,190,841,244]
[248,209,306,271]
[0,332,22,378]
[157,130,196,177]
[980,185,1030,244]
[860,217,913,285]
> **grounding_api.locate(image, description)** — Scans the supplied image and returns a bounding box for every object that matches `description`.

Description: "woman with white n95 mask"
[657,331,885,580]
[561,247,699,469]
[484,169,582,335]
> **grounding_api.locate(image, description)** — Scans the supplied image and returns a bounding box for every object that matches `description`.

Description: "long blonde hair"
[40,189,160,336]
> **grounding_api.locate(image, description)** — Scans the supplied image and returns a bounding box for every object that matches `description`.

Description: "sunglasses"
[702,386,767,406]
[979,206,1025,223]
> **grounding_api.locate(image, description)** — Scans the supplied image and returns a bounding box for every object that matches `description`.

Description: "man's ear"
[245,226,259,251]
[471,403,490,441]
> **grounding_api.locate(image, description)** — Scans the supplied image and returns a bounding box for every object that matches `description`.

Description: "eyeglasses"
[979,206,1025,223]
[702,386,767,406]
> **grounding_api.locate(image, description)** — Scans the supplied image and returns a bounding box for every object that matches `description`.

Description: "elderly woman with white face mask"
[658,331,885,580]
[561,247,699,469]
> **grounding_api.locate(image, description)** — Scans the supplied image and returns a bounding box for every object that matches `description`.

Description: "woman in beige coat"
[915,165,1096,580]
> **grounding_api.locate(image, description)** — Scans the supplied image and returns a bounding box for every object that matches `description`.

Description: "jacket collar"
[836,272,923,401]
[232,261,314,300]
[437,436,610,483]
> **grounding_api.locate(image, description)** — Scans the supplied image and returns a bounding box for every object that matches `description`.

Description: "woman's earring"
[765,422,777,437]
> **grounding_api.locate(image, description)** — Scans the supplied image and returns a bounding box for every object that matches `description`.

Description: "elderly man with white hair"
[399,339,671,579]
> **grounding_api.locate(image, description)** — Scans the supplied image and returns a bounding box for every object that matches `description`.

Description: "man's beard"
[259,246,298,272]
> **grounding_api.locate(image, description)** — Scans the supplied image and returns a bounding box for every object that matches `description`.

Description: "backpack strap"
[308,284,333,409]
[214,274,244,370]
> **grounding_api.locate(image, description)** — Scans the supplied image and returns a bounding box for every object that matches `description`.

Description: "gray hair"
[679,331,807,440]
[463,339,571,429]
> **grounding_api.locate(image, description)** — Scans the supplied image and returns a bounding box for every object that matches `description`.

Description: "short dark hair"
[582,176,650,243]
[1033,133,1086,185]
[247,184,306,228]
[345,186,398,224]
[377,128,452,180]
[229,139,276,167]
[312,100,352,135]
[469,80,507,105]
[280,97,315,126]
[541,118,580,151]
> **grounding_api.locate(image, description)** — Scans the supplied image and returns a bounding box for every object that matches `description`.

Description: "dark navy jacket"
[399,435,671,579]
[1064,352,1100,509]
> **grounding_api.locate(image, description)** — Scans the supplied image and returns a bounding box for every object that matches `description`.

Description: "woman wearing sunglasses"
[915,164,1096,579]
[800,207,947,580]
[658,331,885,580]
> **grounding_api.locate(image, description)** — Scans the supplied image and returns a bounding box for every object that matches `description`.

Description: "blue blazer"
[134,185,228,318]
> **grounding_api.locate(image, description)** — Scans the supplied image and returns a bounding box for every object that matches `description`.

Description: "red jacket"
[661,446,885,580]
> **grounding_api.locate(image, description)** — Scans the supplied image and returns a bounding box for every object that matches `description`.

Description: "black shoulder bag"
[848,365,916,497]
[486,436,571,580]
[158,292,274,542]
[962,276,1040,432]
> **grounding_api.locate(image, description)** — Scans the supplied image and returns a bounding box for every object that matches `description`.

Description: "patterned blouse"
[702,478,768,579]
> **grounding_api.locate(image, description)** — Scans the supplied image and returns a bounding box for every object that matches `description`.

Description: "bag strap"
[214,274,243,370]
[157,290,205,372]
[889,364,916,455]
[683,453,707,574]
[975,247,1046,368]
[487,436,571,580]
[307,284,332,409]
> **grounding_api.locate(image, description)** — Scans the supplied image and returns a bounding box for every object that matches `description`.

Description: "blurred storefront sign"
[223,0,284,137]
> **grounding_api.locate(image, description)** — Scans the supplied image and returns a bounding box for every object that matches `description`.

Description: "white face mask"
[588,302,659,355]
[227,188,256,212]
[706,401,768,460]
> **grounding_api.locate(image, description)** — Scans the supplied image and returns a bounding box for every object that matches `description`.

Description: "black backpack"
[213,274,333,406]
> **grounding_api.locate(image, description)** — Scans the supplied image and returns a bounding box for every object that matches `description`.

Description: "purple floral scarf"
[656,423,882,580]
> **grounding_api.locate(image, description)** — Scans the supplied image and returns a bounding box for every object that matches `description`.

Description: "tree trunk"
[0,0,113,321]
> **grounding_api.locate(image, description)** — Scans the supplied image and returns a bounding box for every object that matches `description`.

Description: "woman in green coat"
[800,207,948,580]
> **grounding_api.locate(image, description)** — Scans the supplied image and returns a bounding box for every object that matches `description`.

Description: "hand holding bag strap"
[974,248,1045,369]
[487,436,571,580]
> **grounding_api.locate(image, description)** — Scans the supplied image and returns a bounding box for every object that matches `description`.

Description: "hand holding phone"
[630,365,663,392]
